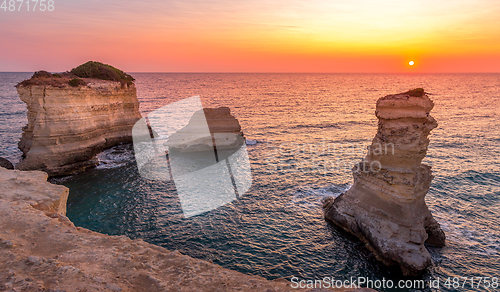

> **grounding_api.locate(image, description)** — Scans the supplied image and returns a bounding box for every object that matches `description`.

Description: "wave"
[285,183,350,212]
[434,212,500,257]
[290,120,371,130]
[245,138,264,146]
[96,144,135,170]
[0,110,27,116]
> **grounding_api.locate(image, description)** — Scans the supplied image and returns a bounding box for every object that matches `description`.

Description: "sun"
[409,61,415,66]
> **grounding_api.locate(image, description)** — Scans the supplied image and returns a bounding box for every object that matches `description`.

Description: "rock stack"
[323,88,445,276]
[15,63,142,176]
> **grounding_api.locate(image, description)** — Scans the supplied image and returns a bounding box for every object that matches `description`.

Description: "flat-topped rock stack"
[15,62,142,176]
[323,88,445,276]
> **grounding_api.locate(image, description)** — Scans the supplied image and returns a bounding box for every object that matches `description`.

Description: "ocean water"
[1,72,499,291]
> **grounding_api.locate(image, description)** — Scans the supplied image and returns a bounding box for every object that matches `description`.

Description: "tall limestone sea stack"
[15,62,142,176]
[323,88,445,276]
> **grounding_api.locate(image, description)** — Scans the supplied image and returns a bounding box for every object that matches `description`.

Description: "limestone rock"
[323,88,445,276]
[0,157,14,170]
[15,75,142,176]
[0,168,68,215]
[167,107,245,152]
[0,168,376,292]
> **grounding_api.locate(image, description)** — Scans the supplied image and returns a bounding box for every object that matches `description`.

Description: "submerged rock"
[15,62,142,176]
[0,157,14,169]
[323,88,445,276]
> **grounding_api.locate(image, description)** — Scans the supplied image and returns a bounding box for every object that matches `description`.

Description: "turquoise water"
[1,73,499,291]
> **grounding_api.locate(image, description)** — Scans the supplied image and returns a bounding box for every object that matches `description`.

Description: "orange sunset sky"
[1,0,500,73]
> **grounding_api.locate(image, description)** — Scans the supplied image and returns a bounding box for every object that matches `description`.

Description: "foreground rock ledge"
[15,73,142,176]
[323,89,445,276]
[0,168,375,292]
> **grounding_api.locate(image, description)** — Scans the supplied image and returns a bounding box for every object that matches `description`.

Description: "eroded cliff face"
[15,80,142,176]
[323,89,445,276]
[0,167,376,292]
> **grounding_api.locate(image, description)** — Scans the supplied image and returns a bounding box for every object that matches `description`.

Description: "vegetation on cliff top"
[68,78,87,87]
[405,88,425,97]
[16,71,74,87]
[70,61,135,86]
[16,61,134,87]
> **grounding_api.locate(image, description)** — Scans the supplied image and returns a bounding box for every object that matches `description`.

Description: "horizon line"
[1,71,500,74]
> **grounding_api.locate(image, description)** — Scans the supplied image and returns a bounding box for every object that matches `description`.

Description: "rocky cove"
[1,63,336,292]
[0,64,376,291]
[0,63,446,291]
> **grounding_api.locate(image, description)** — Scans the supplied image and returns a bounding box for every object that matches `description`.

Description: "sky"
[1,0,500,72]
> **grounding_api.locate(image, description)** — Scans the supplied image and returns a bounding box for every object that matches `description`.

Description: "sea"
[1,73,499,291]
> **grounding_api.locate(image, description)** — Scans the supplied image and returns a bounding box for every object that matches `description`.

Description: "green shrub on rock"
[68,78,87,87]
[31,71,52,78]
[70,61,135,86]
[406,88,425,97]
